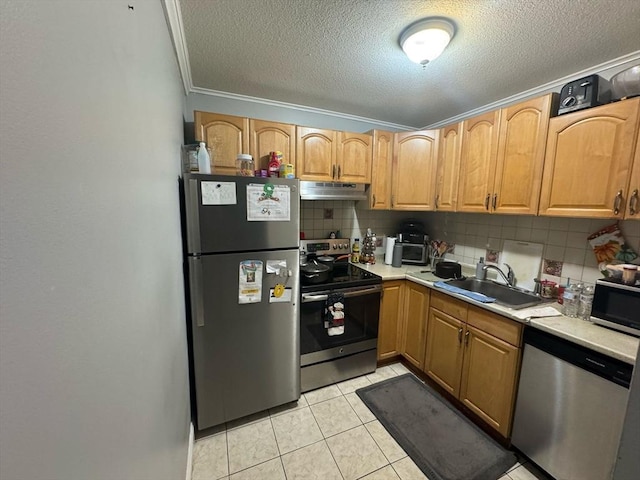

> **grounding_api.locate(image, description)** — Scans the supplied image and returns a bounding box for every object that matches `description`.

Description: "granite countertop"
[353,259,639,365]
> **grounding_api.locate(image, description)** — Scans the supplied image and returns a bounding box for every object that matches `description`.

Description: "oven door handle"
[301,285,382,303]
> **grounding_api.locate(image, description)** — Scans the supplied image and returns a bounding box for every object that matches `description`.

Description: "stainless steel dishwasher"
[511,328,633,480]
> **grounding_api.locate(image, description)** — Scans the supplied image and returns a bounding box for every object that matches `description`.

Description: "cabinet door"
[457,111,501,213]
[435,123,461,211]
[336,132,372,184]
[195,111,249,175]
[625,131,640,220]
[249,119,296,172]
[424,308,464,396]
[377,280,405,360]
[539,98,640,218]
[400,282,430,370]
[296,127,337,181]
[392,130,439,210]
[493,94,554,214]
[369,130,393,209]
[459,325,520,437]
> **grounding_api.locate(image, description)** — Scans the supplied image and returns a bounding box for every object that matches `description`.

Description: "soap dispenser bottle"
[476,257,486,280]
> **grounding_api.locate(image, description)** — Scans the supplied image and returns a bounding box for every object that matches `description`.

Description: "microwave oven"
[400,243,429,265]
[590,279,640,336]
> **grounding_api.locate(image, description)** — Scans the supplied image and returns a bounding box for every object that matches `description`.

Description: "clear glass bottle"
[236,154,255,176]
[578,285,595,321]
[563,283,582,317]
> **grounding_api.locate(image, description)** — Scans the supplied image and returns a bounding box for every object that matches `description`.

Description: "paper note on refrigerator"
[238,260,263,304]
[201,181,237,205]
[246,184,290,221]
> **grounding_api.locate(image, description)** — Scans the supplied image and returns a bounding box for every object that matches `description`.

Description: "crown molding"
[188,87,414,131]
[423,51,640,129]
[162,0,193,96]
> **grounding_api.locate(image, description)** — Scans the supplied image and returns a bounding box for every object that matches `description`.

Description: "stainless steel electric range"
[299,238,382,392]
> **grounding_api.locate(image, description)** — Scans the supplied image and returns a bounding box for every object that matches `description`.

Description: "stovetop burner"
[300,238,381,292]
[301,263,381,292]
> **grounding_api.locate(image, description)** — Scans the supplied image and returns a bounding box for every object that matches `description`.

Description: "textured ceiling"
[179,0,640,128]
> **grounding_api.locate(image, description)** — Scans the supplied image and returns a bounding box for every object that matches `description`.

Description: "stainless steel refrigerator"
[181,173,300,430]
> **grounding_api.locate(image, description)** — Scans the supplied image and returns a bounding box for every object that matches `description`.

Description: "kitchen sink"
[446,277,548,309]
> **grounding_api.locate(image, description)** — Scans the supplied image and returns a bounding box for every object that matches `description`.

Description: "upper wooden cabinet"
[296,127,371,183]
[368,130,394,209]
[539,97,640,218]
[377,280,405,361]
[337,132,372,183]
[457,111,501,212]
[296,127,337,181]
[625,131,640,220]
[195,111,249,175]
[493,94,555,214]
[434,123,462,212]
[457,94,555,214]
[249,119,296,171]
[392,130,439,210]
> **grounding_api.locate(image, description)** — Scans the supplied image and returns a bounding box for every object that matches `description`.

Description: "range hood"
[300,181,368,201]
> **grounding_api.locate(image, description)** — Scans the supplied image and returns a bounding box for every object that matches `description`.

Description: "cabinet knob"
[338,165,341,179]
[492,193,497,211]
[372,194,376,207]
[464,330,470,346]
[435,194,439,209]
[613,190,623,215]
[458,328,463,344]
[484,194,490,211]
[332,165,337,180]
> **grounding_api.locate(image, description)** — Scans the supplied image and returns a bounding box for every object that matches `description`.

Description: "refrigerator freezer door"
[184,174,300,254]
[189,249,300,430]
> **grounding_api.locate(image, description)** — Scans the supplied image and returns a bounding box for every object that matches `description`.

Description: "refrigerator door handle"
[189,256,206,327]
[186,178,202,253]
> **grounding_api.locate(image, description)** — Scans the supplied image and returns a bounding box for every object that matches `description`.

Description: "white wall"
[0,1,190,479]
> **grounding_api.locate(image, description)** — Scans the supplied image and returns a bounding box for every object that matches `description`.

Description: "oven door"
[300,284,381,366]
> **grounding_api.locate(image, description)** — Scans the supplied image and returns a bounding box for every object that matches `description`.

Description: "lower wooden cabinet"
[424,307,464,397]
[400,282,430,369]
[377,280,405,360]
[424,292,522,437]
[459,325,520,437]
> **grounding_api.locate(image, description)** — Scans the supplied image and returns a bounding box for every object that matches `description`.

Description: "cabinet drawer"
[430,291,468,321]
[467,306,522,347]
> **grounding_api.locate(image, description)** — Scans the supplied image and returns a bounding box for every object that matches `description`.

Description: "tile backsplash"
[300,200,640,287]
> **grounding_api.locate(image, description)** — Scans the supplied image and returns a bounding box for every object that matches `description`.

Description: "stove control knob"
[343,243,349,250]
[332,244,338,249]
[338,244,343,249]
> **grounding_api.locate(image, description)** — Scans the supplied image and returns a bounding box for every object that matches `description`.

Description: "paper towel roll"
[385,237,397,265]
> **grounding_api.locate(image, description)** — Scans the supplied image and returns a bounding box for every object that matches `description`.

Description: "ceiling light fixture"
[399,18,455,65]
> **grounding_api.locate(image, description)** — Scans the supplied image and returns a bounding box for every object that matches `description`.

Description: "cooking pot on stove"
[300,259,331,284]
[316,254,350,271]
[435,261,462,279]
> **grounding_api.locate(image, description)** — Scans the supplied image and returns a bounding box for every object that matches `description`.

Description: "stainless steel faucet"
[483,263,516,287]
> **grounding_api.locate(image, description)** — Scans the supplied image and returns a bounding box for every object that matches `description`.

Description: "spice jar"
[236,154,255,176]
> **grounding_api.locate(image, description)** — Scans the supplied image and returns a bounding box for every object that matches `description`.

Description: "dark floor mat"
[356,374,517,480]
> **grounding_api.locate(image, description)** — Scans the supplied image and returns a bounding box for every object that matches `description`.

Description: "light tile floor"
[191,362,552,480]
